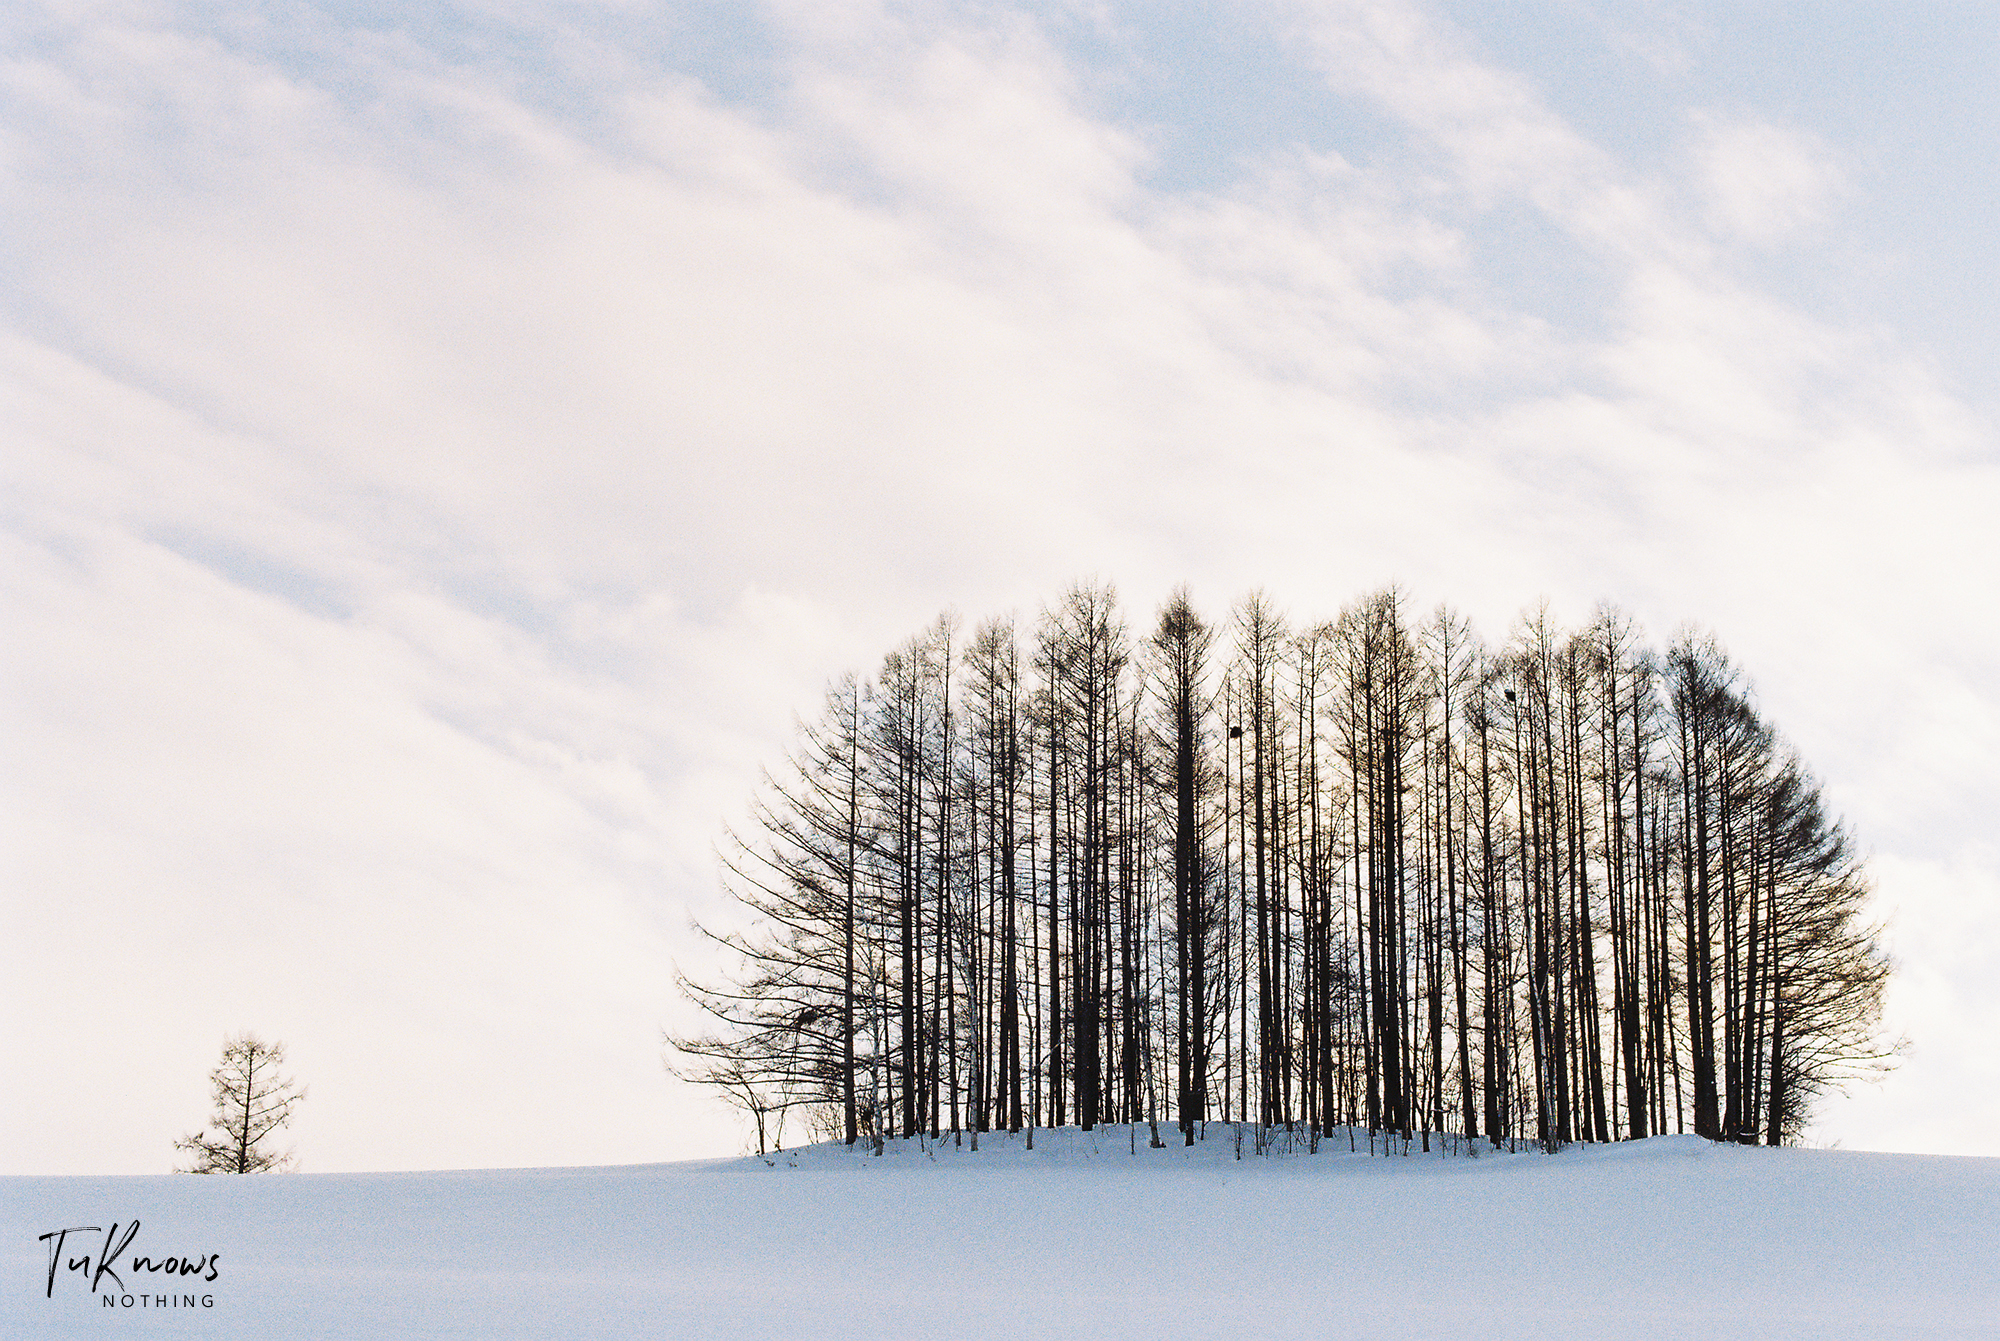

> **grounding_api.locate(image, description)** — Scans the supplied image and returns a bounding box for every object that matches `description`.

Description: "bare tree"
[669,676,878,1149]
[1148,586,1217,1145]
[175,1034,305,1174]
[677,585,1893,1154]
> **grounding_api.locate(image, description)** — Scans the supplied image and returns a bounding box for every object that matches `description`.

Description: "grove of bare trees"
[671,584,1891,1153]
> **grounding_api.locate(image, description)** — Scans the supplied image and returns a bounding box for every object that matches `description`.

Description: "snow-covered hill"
[7,1128,1995,1338]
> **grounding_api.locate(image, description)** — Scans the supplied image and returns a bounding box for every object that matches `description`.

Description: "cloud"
[2,0,1995,1167]
[1689,111,1846,244]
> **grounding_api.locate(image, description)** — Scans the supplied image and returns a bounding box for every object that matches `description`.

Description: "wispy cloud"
[2,0,1994,1168]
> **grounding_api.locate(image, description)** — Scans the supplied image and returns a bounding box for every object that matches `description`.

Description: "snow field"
[6,1129,1995,1339]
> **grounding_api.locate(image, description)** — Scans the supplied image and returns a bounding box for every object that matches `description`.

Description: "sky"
[3,0,1997,1174]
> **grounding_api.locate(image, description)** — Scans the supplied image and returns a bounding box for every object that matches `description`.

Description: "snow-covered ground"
[7,1127,1995,1338]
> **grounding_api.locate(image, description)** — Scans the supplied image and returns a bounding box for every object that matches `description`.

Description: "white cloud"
[1690,111,1846,244]
[2,0,1995,1168]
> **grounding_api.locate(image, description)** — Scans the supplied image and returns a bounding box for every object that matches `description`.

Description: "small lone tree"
[175,1033,306,1173]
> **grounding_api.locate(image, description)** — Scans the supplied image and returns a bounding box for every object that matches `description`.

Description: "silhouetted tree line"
[671,583,1890,1153]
